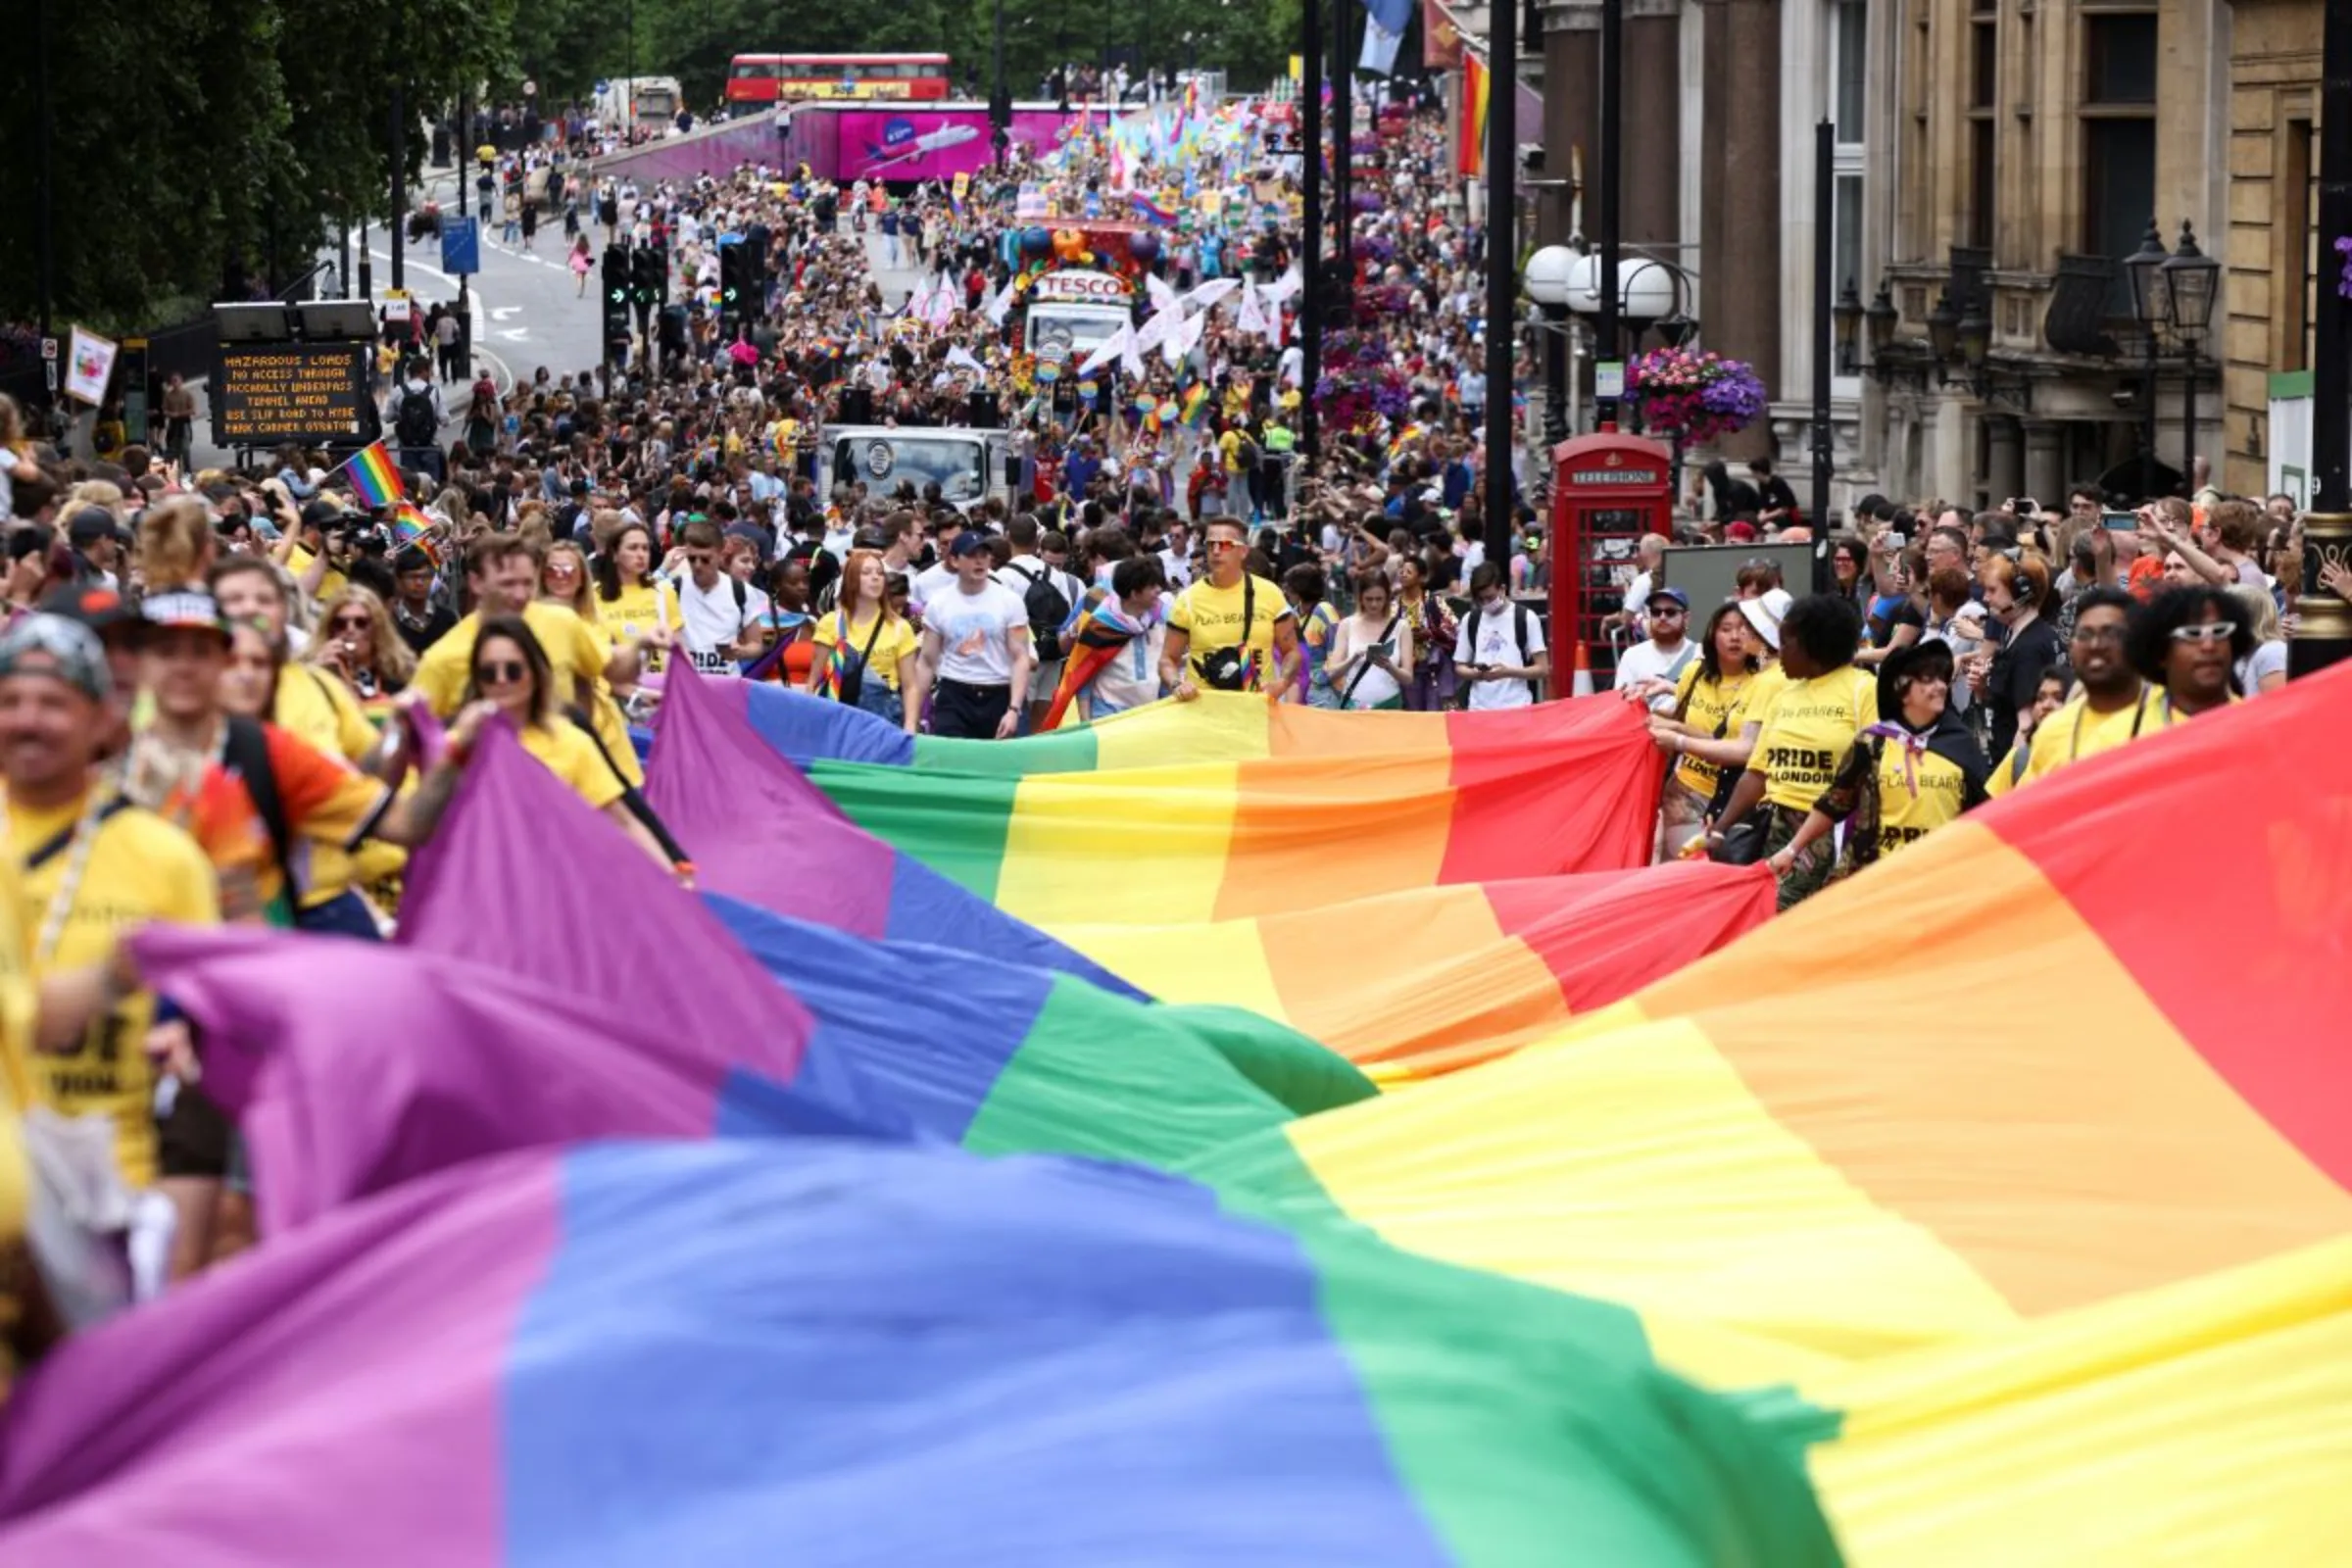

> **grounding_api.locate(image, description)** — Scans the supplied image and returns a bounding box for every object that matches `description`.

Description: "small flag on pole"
[390,501,438,565]
[340,441,405,510]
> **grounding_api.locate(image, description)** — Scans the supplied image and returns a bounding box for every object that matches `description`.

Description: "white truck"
[595,76,683,135]
[816,424,1015,513]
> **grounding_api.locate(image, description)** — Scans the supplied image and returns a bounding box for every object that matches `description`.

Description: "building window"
[2081,11,2158,316]
[1835,0,1868,147]
[2283,120,2317,372]
[1965,0,1996,250]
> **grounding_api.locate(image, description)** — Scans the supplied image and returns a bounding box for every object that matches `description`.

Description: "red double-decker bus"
[725,53,953,107]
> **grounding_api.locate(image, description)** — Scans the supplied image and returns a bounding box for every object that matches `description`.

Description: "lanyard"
[2068,686,2158,763]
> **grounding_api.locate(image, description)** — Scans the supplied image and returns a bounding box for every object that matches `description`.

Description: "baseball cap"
[299,498,344,532]
[139,589,232,641]
[1738,587,1793,651]
[1645,586,1690,612]
[947,529,991,559]
[65,507,124,549]
[39,583,137,639]
[0,613,112,701]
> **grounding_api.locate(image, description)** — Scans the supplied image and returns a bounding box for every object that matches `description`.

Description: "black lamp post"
[1956,301,1991,372]
[2124,218,2170,502]
[2160,220,2218,496]
[1925,290,1959,367]
[1863,281,1896,368]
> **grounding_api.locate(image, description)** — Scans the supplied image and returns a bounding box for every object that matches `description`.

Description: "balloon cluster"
[1005,223,1155,303]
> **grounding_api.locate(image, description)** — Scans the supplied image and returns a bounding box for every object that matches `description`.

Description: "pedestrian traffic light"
[601,245,631,360]
[718,241,751,320]
[631,245,666,311]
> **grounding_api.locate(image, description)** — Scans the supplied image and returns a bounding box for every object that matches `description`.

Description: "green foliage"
[0,0,514,331]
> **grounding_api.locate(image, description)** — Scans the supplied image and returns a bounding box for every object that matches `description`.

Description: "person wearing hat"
[1763,638,1987,891]
[64,508,126,590]
[1613,586,1697,713]
[1709,593,1879,906]
[901,530,1033,740]
[0,612,220,1199]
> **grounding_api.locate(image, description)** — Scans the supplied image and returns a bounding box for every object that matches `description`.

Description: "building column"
[1623,0,1683,254]
[1699,0,1782,461]
[1541,4,1599,246]
[1985,413,2024,504]
[2022,417,2065,507]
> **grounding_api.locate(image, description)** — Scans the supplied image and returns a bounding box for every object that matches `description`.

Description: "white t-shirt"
[925,579,1030,687]
[907,560,958,616]
[675,572,769,674]
[1614,636,1698,712]
[1453,599,1548,710]
[1158,547,1194,589]
[1083,619,1168,719]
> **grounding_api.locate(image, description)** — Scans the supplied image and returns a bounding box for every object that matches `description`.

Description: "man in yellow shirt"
[0,615,220,1192]
[414,535,647,787]
[1160,516,1301,700]
[2006,588,2140,790]
[1712,593,1878,909]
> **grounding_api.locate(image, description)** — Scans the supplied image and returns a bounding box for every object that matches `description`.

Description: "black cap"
[39,582,137,638]
[393,545,436,574]
[65,507,120,548]
[299,498,342,532]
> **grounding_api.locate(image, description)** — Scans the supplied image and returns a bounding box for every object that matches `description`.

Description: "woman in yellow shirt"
[1648,603,1758,858]
[464,616,675,869]
[805,549,919,724]
[591,522,680,671]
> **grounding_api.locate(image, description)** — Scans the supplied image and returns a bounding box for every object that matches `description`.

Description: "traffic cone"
[1570,642,1595,698]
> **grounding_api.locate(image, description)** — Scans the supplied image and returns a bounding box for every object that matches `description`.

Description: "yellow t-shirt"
[2012,686,2208,790]
[1873,739,1972,851]
[1726,661,1788,736]
[518,720,628,811]
[1670,663,1750,799]
[1753,665,1879,811]
[416,604,643,787]
[287,545,350,604]
[11,796,220,1188]
[1168,574,1294,693]
[810,611,918,692]
[274,665,403,906]
[599,579,682,672]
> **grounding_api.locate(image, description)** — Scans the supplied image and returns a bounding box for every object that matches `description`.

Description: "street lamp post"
[1483,0,1519,567]
[1299,0,1324,460]
[2293,0,2350,677]
[2124,219,2171,503]
[1593,0,1622,425]
[1525,244,1578,448]
[2160,220,2218,496]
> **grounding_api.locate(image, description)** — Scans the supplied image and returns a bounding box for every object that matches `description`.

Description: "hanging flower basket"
[1314,327,1412,435]
[2335,235,2352,300]
[1625,348,1768,446]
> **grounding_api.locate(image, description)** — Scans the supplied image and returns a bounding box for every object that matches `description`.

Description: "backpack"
[221,715,297,914]
[395,386,438,448]
[1455,602,1542,705]
[1006,562,1071,657]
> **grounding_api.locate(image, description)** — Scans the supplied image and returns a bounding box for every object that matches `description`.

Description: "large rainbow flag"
[798,696,1663,926]
[0,1139,1841,1564]
[1185,663,2352,1559]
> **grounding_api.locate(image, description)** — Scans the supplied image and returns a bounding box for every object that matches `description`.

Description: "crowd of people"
[0,88,2340,1389]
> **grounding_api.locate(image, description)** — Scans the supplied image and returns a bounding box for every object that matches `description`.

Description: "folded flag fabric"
[1061,863,1775,1081]
[804,696,1663,926]
[0,1139,1843,1566]
[1187,662,2352,1562]
[1040,594,1156,732]
[338,439,404,509]
[647,662,1142,993]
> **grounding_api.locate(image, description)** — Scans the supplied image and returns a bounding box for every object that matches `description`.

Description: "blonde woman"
[2228,583,2288,696]
[539,539,598,621]
[136,495,218,593]
[305,584,417,701]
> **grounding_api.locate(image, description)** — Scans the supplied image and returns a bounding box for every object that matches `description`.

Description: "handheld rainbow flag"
[1178,381,1212,427]
[339,440,404,510]
[1131,191,1180,225]
[1040,596,1155,732]
[389,501,437,564]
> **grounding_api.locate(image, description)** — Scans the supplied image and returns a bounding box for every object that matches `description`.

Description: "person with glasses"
[670,518,771,676]
[462,616,672,868]
[2004,587,2148,791]
[2127,585,2248,722]
[1612,587,1696,714]
[1159,515,1301,703]
[304,586,416,705]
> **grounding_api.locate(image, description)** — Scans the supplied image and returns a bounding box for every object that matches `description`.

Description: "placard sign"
[212,342,370,444]
[1029,269,1132,305]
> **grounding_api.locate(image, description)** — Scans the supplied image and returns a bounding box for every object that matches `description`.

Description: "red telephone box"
[1549,429,1675,687]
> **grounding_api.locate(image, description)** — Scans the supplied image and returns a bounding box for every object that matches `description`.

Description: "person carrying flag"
[1041,558,1167,729]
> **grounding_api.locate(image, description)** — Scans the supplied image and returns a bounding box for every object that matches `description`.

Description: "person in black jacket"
[1972,553,2063,762]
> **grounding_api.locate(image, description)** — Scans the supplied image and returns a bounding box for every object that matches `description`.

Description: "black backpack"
[395,386,438,448]
[1006,562,1070,657]
[1455,602,1543,705]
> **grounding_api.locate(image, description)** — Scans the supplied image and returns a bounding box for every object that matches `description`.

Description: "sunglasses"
[330,614,371,633]
[2169,621,2237,645]
[473,660,528,685]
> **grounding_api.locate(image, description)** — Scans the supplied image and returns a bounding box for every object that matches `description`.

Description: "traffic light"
[718,240,752,323]
[631,245,666,312]
[601,245,631,361]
